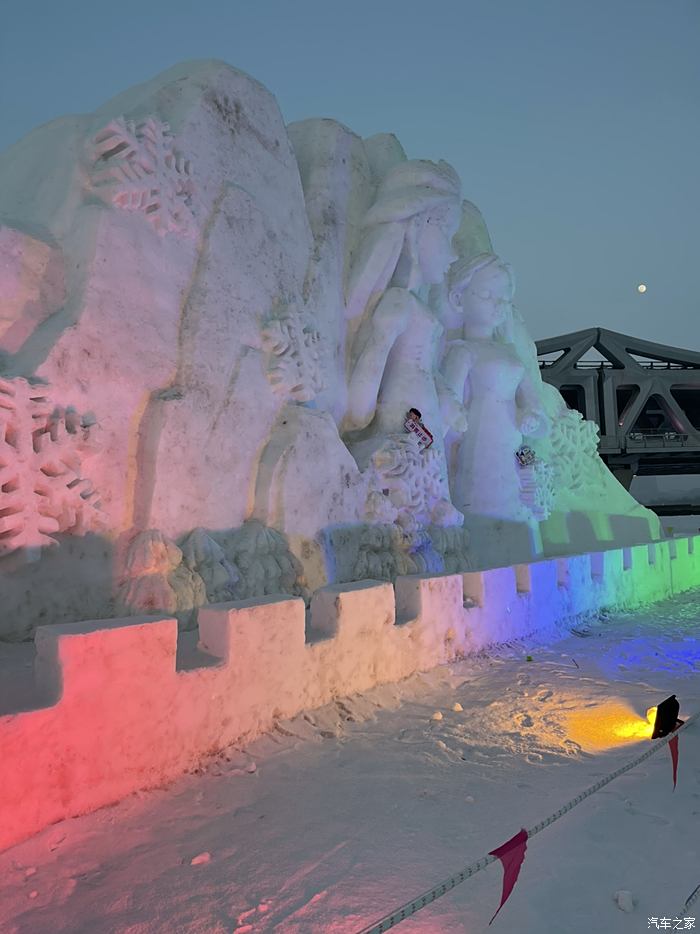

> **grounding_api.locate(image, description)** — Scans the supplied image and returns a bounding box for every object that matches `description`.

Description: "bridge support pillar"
[610,465,635,490]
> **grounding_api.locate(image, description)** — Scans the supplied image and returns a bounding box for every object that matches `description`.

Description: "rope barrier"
[677,881,700,921]
[355,712,699,934]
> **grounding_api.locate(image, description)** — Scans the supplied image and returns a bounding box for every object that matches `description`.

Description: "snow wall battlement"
[1,535,699,854]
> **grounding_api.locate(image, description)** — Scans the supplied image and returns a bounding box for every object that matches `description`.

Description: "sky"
[1,0,698,347]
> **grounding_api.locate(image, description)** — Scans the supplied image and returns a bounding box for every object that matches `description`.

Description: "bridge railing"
[625,430,691,448]
[538,360,698,370]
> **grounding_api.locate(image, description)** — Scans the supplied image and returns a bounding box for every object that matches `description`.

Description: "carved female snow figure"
[442,253,550,534]
[343,159,467,452]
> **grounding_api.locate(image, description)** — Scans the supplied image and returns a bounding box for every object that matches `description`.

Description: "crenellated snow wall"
[0,534,698,854]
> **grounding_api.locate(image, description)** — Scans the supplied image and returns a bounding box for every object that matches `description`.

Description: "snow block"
[521,559,561,631]
[463,566,523,647]
[392,574,466,672]
[309,580,396,696]
[1,616,178,854]
[196,596,307,734]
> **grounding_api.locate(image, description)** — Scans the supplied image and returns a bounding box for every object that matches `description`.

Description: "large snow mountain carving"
[0,59,662,637]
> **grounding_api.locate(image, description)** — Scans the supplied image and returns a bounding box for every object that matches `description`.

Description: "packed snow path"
[2,592,700,934]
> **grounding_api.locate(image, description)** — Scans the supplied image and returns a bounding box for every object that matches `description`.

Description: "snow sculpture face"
[415,203,460,285]
[452,262,513,332]
[349,160,462,310]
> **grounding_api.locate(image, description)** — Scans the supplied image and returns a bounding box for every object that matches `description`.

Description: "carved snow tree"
[0,378,102,558]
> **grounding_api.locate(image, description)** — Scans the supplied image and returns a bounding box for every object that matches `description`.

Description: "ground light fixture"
[650,695,683,739]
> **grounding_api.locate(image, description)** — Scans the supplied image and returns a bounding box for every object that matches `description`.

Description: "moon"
[637,284,647,293]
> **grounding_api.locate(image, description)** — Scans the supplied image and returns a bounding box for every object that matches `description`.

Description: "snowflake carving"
[549,408,602,495]
[90,116,194,236]
[367,435,457,530]
[0,378,103,558]
[261,304,324,403]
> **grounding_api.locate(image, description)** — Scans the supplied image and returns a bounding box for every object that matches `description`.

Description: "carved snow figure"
[441,253,550,561]
[342,159,470,539]
[253,159,471,562]
[344,160,467,449]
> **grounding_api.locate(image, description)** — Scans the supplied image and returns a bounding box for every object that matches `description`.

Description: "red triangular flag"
[669,734,679,790]
[488,828,528,924]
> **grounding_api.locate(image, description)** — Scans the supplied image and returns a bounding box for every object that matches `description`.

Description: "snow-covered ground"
[2,592,700,934]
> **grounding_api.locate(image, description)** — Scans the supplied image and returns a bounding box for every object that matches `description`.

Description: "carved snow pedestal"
[0,60,660,638]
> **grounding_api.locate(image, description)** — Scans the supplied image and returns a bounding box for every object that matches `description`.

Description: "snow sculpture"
[117,529,206,627]
[341,159,470,537]
[547,405,602,495]
[89,117,194,236]
[118,529,186,615]
[533,387,642,522]
[218,520,307,601]
[496,293,658,538]
[440,253,550,558]
[518,458,555,521]
[366,435,462,532]
[0,59,661,637]
[428,524,472,573]
[117,521,308,628]
[0,377,102,558]
[179,527,239,604]
[351,523,441,581]
[344,159,466,447]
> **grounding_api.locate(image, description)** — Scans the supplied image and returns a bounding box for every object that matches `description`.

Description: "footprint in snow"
[623,801,670,826]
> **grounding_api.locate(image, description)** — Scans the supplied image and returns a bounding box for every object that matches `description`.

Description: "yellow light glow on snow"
[566,701,655,750]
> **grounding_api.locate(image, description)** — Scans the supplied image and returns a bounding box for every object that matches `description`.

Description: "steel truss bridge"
[535,328,700,492]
